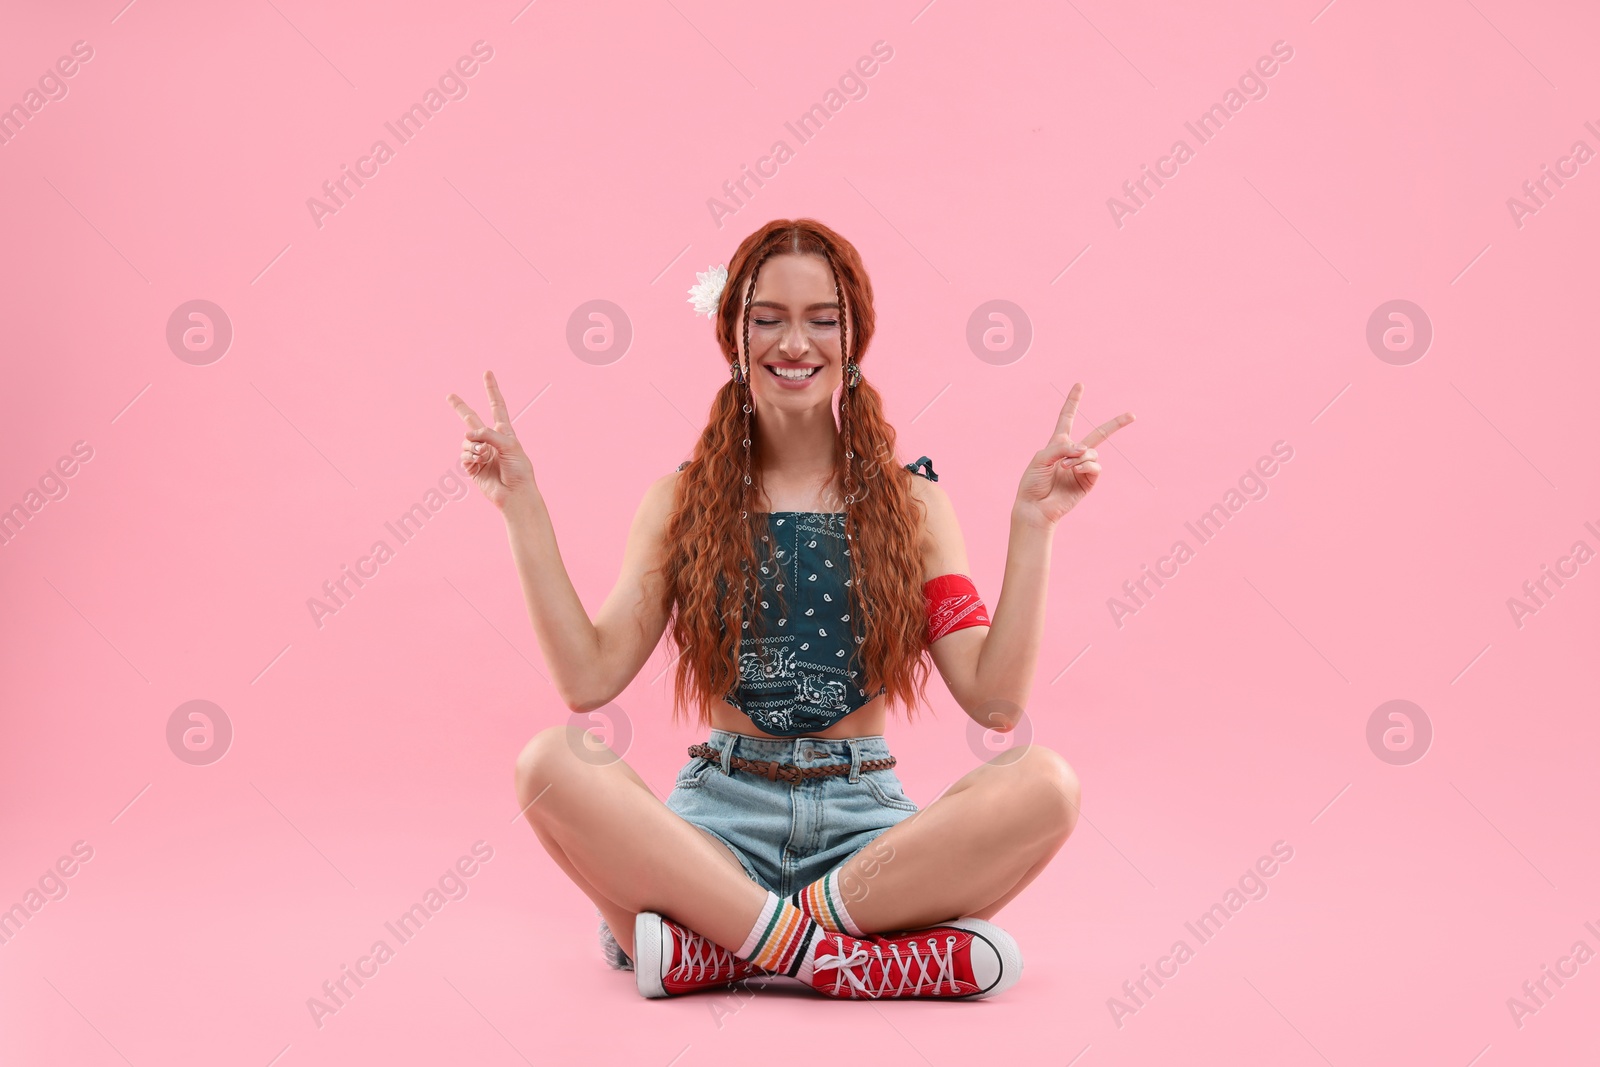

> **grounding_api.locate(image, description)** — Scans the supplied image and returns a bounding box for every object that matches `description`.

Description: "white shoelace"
[671,925,746,982]
[812,933,959,997]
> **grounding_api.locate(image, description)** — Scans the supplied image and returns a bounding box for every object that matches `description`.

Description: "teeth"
[772,365,818,380]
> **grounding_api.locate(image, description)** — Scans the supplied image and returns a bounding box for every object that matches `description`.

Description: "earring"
[845,361,861,389]
[730,359,747,385]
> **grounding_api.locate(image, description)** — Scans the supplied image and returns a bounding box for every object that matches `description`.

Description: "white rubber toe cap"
[945,917,1023,998]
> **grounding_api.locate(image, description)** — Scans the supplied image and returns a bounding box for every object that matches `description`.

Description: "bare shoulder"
[639,468,682,529]
[905,464,944,511]
[613,469,681,592]
[651,466,682,499]
[905,462,955,525]
[903,464,967,579]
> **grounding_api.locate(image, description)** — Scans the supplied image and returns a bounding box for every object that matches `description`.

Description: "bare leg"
[966,832,1073,921]
[524,814,749,961]
[839,744,1080,934]
[514,725,767,960]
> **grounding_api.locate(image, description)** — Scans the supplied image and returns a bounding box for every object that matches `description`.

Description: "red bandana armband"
[923,573,991,644]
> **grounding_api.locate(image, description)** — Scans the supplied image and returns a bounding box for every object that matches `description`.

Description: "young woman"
[446,218,1134,1000]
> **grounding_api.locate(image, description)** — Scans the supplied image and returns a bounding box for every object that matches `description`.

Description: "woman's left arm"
[924,382,1136,731]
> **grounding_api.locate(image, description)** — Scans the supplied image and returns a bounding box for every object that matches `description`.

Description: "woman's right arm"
[448,371,677,713]
[500,475,677,712]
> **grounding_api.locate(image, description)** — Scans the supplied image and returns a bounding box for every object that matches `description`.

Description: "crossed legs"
[513,725,1080,962]
[513,726,765,959]
[827,746,1080,933]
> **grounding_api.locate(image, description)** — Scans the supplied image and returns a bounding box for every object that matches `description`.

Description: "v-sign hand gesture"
[446,370,538,510]
[1014,382,1136,530]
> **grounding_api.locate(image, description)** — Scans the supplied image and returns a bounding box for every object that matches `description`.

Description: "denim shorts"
[666,728,921,897]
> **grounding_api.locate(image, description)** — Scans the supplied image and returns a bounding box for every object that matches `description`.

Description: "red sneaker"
[806,918,1022,999]
[634,911,771,998]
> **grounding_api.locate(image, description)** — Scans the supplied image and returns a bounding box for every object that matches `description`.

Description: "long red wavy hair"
[657,219,933,731]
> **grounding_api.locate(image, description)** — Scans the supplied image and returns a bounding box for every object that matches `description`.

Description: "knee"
[1010,745,1081,839]
[513,725,580,807]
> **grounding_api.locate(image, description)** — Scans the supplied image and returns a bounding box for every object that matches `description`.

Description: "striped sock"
[791,867,866,936]
[737,890,823,980]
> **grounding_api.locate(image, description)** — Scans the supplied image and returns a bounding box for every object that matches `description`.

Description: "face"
[736,253,845,406]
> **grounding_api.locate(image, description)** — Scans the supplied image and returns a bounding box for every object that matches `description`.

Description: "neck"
[751,395,840,497]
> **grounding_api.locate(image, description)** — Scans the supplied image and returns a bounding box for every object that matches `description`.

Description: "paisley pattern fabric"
[924,573,991,643]
[724,510,877,736]
[677,456,938,736]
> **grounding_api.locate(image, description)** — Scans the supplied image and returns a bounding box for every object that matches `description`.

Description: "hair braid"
[661,219,933,731]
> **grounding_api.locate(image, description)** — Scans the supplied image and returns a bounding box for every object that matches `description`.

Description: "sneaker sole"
[634,911,670,999]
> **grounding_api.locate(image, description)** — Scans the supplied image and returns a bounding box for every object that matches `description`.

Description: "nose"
[778,324,811,357]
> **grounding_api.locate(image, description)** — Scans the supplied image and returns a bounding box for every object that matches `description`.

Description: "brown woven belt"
[687,742,896,784]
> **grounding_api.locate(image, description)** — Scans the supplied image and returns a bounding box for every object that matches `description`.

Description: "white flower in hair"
[687,263,728,318]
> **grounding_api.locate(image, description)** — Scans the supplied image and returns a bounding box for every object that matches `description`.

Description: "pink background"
[3,0,1597,1063]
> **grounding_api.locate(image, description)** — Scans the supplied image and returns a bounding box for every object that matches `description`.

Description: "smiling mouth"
[766,364,821,380]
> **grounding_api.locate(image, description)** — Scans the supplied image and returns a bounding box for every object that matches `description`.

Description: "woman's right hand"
[447,370,538,511]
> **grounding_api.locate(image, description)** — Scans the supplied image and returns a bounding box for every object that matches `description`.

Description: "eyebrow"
[750,300,840,311]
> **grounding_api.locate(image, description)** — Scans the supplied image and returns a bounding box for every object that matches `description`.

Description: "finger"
[484,370,512,430]
[1079,411,1136,449]
[1071,460,1102,480]
[466,424,518,451]
[1040,437,1085,466]
[1051,383,1083,441]
[447,392,486,432]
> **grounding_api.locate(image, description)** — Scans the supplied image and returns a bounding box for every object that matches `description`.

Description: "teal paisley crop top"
[676,455,939,736]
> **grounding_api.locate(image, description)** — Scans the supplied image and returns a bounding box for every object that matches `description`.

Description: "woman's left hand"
[1013,382,1136,529]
